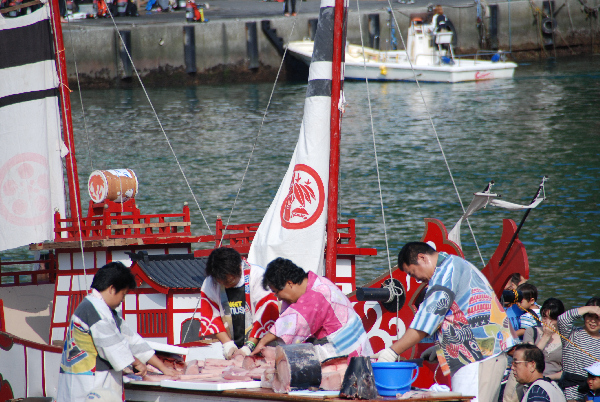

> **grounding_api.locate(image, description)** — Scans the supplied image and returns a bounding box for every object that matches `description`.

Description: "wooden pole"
[325,0,346,281]
[48,0,82,224]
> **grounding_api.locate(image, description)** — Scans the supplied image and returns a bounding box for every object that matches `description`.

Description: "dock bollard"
[308,18,318,41]
[183,26,197,74]
[246,21,259,70]
[368,14,380,50]
[117,30,133,80]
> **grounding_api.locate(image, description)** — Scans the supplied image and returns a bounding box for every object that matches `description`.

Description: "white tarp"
[247,0,339,274]
[448,191,545,249]
[0,5,66,251]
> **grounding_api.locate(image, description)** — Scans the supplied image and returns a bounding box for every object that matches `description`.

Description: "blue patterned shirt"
[409,252,519,375]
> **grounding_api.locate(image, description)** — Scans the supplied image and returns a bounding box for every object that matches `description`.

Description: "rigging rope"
[50,2,89,291]
[355,0,392,277]
[66,22,95,173]
[356,0,404,342]
[507,300,600,363]
[105,6,213,235]
[380,5,486,267]
[181,5,304,344]
[219,3,304,245]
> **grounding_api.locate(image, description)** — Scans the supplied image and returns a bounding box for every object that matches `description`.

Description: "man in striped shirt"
[378,242,519,402]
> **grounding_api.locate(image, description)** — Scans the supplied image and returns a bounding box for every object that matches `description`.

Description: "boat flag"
[248,0,343,275]
[448,188,545,250]
[0,5,67,251]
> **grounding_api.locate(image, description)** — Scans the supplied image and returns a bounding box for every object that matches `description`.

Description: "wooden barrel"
[88,169,138,203]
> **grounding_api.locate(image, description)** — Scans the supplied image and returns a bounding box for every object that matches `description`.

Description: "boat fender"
[379,65,387,75]
[444,18,458,47]
[541,17,557,34]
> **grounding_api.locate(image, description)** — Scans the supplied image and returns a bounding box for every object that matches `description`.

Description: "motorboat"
[286,9,517,83]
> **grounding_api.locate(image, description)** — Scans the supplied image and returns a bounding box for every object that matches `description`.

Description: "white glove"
[377,347,399,362]
[222,340,238,360]
[239,345,252,356]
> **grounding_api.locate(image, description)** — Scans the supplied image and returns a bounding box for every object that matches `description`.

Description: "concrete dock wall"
[62,0,600,85]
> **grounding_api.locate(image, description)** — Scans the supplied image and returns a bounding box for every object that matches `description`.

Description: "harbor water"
[4,56,600,309]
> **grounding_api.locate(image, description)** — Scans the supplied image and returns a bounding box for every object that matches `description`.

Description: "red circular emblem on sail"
[280,164,325,230]
[0,153,52,226]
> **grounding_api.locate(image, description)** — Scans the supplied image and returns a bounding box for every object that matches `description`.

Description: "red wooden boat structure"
[0,0,539,398]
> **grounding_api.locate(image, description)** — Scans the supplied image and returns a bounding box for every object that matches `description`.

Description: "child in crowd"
[558,297,600,402]
[523,298,565,381]
[504,273,527,291]
[503,283,542,402]
[57,262,177,401]
[516,283,541,338]
[583,362,600,402]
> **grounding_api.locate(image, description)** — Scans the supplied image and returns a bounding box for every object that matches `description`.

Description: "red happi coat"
[199,259,279,339]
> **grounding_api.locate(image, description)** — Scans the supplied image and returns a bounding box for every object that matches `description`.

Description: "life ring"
[542,17,557,34]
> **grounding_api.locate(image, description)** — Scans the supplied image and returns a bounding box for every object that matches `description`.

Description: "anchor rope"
[106,6,213,235]
[379,5,486,267]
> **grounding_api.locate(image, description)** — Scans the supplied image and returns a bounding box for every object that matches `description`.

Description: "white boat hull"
[287,41,517,83]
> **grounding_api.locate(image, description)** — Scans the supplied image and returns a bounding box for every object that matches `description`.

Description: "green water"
[3,57,600,309]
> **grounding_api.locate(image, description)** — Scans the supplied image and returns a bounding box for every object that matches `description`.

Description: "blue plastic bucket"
[371,362,420,396]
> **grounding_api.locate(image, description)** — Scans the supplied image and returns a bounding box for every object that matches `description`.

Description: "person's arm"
[145,355,178,376]
[390,329,429,355]
[515,328,526,338]
[547,370,562,380]
[578,305,600,317]
[377,329,428,362]
[251,332,278,356]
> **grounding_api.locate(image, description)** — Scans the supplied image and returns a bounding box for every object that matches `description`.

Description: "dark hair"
[510,273,524,286]
[262,257,308,291]
[540,298,565,320]
[584,297,600,319]
[206,247,242,283]
[397,242,436,270]
[91,262,136,292]
[517,283,538,302]
[514,344,545,374]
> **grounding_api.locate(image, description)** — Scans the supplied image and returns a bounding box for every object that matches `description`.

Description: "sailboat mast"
[48,0,82,221]
[325,0,346,280]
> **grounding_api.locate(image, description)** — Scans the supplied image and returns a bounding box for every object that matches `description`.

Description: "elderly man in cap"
[378,242,519,402]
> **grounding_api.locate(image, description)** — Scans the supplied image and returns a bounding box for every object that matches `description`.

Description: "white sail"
[0,5,67,251]
[247,0,341,274]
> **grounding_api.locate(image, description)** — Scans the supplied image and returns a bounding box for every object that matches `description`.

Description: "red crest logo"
[280,164,325,230]
[0,153,52,226]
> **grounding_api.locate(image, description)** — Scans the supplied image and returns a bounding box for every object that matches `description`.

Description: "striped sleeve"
[119,318,155,363]
[557,308,579,344]
[409,285,453,335]
[89,316,136,372]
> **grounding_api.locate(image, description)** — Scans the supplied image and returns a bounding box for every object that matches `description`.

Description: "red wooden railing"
[0,253,56,287]
[53,200,195,241]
